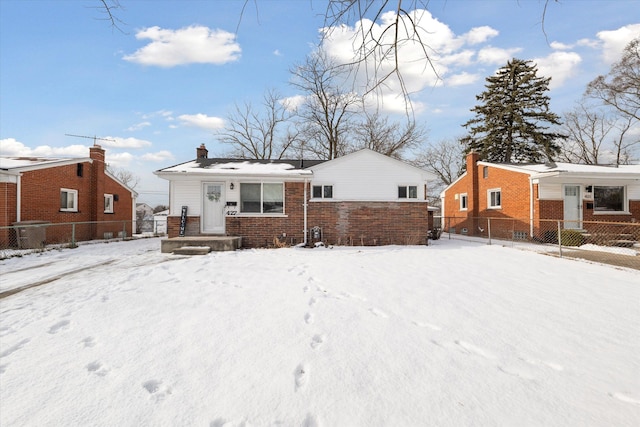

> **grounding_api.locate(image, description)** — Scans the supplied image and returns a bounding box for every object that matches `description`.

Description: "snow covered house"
[441,151,640,240]
[0,145,137,247]
[154,145,436,248]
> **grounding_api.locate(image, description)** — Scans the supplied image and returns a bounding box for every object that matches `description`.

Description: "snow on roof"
[480,161,640,177]
[157,160,314,176]
[0,156,76,169]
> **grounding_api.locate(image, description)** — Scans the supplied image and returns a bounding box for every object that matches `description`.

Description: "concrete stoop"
[161,236,242,253]
[172,246,211,255]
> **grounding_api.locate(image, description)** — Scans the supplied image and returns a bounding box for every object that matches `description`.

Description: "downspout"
[16,174,21,222]
[529,176,534,238]
[303,178,308,246]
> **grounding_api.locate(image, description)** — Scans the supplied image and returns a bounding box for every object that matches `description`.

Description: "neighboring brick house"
[441,151,640,240]
[154,145,436,248]
[0,145,137,247]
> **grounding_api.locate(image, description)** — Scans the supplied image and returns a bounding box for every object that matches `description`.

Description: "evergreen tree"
[462,58,565,163]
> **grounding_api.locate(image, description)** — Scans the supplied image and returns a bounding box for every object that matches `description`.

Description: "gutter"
[529,176,534,238]
[303,178,308,246]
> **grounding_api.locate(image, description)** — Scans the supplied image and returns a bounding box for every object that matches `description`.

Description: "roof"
[0,156,90,172]
[155,157,326,177]
[479,161,640,177]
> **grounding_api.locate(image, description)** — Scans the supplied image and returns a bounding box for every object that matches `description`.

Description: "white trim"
[487,188,501,209]
[60,188,79,212]
[459,193,468,211]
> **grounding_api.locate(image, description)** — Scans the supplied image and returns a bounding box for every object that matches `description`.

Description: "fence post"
[557,220,563,258]
[487,218,492,245]
[447,217,451,240]
[122,221,127,240]
[71,223,76,248]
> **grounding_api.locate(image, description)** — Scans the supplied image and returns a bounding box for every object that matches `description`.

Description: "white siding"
[628,183,640,200]
[310,150,431,201]
[537,182,562,200]
[170,180,202,215]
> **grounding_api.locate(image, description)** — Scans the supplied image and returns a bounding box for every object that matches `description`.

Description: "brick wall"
[308,201,429,246]
[225,182,306,248]
[167,181,429,248]
[1,146,134,246]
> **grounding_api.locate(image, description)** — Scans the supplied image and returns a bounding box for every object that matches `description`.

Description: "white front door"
[202,182,225,234]
[563,185,581,229]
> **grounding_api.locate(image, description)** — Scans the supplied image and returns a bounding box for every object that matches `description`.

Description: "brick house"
[154,145,436,248]
[441,151,640,240]
[0,145,137,247]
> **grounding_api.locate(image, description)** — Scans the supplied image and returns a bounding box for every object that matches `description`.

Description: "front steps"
[161,236,242,253]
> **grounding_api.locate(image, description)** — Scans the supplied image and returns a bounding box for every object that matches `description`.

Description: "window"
[60,188,78,212]
[104,194,114,213]
[487,188,501,209]
[77,163,83,177]
[312,185,333,199]
[594,186,625,212]
[460,193,468,211]
[398,185,418,199]
[483,166,489,178]
[240,183,284,214]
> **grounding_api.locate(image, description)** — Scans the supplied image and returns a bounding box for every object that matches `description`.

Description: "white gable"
[309,149,435,201]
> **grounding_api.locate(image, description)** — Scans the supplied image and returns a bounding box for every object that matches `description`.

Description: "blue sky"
[1,0,638,205]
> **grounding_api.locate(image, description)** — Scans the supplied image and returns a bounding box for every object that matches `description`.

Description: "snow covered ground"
[1,237,638,426]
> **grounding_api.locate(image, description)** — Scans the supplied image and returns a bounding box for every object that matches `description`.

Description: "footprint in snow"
[413,321,441,331]
[0,338,30,358]
[368,308,389,318]
[294,364,308,390]
[454,340,496,360]
[309,297,317,306]
[86,361,109,377]
[310,334,325,349]
[81,336,97,348]
[142,379,172,402]
[304,313,314,324]
[302,413,320,427]
[48,319,70,334]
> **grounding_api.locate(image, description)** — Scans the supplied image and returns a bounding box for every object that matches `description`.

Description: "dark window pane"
[312,186,322,198]
[408,186,417,198]
[398,186,407,198]
[241,183,261,213]
[594,186,623,211]
[323,186,333,198]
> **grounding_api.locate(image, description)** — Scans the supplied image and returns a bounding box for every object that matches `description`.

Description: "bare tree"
[414,138,466,188]
[352,111,427,159]
[560,104,638,165]
[586,37,640,122]
[107,166,140,189]
[291,50,360,160]
[217,89,299,159]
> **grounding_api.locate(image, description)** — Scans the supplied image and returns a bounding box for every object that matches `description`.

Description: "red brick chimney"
[89,144,106,166]
[196,144,208,159]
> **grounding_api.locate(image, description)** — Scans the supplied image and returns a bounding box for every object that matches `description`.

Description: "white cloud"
[101,137,153,149]
[273,49,282,56]
[178,113,225,130]
[534,51,582,89]
[105,152,134,168]
[126,122,151,132]
[446,72,480,87]
[0,139,88,158]
[477,46,522,65]
[141,151,175,162]
[280,95,306,112]
[123,25,241,67]
[550,41,573,50]
[596,23,640,63]
[462,26,499,45]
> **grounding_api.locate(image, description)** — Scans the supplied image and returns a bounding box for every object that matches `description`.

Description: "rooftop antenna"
[65,134,116,146]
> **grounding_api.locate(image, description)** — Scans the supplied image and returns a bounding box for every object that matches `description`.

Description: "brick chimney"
[196,143,208,159]
[89,144,106,164]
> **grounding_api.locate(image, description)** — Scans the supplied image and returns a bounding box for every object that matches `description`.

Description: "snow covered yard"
[0,237,638,426]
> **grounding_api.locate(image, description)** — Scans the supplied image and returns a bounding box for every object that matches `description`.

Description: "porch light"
[230,182,235,190]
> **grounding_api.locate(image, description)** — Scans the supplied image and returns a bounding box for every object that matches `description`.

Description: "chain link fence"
[0,220,135,260]
[436,216,640,270]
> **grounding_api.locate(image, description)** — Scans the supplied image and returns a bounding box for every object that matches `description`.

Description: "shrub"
[559,229,586,246]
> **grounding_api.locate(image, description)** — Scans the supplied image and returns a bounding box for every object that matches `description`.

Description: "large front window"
[594,186,625,212]
[240,183,284,214]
